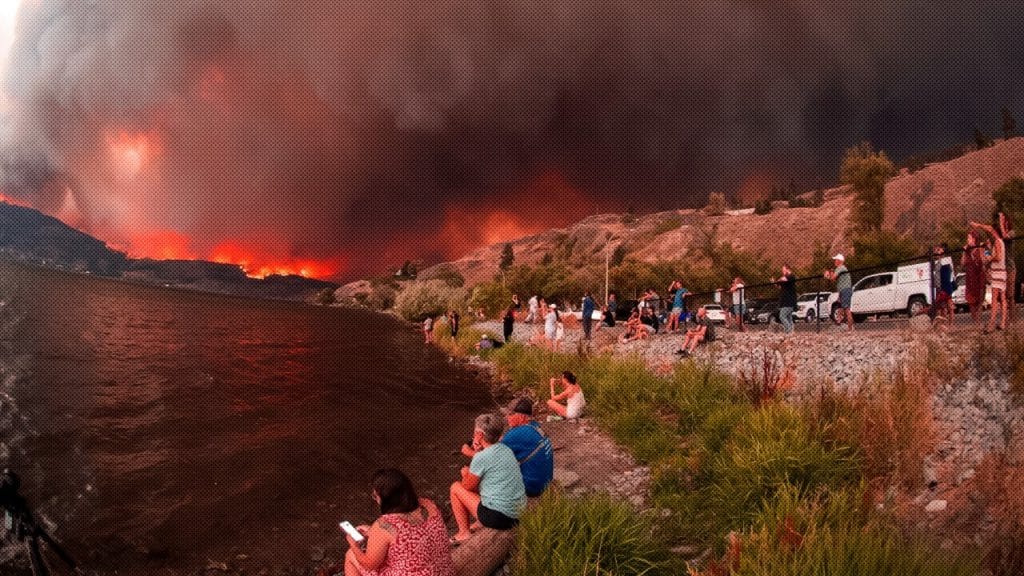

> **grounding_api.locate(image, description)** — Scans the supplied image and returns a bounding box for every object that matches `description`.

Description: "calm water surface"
[0,261,492,572]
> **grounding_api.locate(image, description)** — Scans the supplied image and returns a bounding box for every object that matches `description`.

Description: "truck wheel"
[804,310,815,323]
[853,313,867,323]
[907,296,927,317]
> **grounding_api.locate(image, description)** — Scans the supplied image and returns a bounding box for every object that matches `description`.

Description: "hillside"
[0,201,337,302]
[341,137,1024,306]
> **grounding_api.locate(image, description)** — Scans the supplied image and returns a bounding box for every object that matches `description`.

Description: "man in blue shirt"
[581,292,595,340]
[501,399,554,497]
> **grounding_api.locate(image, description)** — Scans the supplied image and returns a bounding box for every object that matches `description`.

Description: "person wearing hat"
[459,398,553,498]
[824,254,853,332]
[543,302,560,349]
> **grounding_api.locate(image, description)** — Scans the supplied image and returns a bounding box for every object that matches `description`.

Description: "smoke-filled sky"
[0,1,1021,280]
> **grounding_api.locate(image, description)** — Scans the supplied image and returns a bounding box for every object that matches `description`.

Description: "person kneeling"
[449,413,527,545]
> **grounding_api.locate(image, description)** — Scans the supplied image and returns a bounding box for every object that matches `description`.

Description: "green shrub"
[512,491,676,576]
[392,280,466,321]
[753,198,773,215]
[738,490,979,576]
[468,282,512,318]
[653,214,684,236]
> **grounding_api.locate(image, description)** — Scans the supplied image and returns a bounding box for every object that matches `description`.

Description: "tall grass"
[511,490,677,576]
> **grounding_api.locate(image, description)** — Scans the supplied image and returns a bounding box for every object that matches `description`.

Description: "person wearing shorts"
[449,413,527,544]
[825,255,853,332]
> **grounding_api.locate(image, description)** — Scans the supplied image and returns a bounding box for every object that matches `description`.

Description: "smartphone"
[339,521,365,543]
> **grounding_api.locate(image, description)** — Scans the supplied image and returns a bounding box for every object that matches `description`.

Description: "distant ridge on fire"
[0,201,337,302]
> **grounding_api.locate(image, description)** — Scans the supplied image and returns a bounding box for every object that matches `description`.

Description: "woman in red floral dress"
[324,468,454,576]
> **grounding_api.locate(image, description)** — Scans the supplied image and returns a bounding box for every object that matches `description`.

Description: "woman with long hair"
[962,229,987,325]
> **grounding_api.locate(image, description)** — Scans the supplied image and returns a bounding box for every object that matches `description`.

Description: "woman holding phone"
[324,468,454,576]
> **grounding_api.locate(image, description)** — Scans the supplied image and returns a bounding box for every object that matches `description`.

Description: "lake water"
[0,261,492,572]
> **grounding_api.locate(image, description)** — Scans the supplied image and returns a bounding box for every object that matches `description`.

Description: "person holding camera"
[325,468,454,576]
[771,265,798,334]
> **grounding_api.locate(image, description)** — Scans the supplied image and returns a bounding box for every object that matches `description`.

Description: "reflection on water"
[0,261,492,572]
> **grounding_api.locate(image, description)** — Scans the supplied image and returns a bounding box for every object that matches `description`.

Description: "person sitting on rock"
[618,309,647,343]
[546,371,586,420]
[324,468,454,576]
[460,399,554,498]
[676,306,714,357]
[449,413,527,545]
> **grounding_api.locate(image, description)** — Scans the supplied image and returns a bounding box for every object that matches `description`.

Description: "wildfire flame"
[210,241,342,279]
[105,129,162,178]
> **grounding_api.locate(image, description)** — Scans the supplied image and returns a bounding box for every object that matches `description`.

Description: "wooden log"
[452,527,517,576]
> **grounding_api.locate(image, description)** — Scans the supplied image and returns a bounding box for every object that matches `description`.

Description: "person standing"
[423,316,434,344]
[581,292,595,340]
[824,255,853,332]
[502,305,516,343]
[543,304,558,350]
[972,220,1009,332]
[771,265,798,334]
[728,277,746,332]
[667,280,688,332]
[962,230,987,325]
[525,295,538,324]
[448,310,460,340]
[996,212,1016,320]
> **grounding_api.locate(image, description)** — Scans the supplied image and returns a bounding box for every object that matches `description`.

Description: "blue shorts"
[839,288,853,309]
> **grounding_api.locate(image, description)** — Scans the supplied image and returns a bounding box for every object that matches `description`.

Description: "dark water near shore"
[0,261,492,572]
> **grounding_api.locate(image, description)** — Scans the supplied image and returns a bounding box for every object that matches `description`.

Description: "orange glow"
[105,129,162,177]
[210,241,343,279]
[127,230,197,261]
[0,190,30,207]
[735,170,776,207]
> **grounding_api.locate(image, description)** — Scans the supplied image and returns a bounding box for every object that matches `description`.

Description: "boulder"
[452,527,517,576]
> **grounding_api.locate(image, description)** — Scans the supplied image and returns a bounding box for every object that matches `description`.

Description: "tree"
[499,243,515,272]
[840,142,896,233]
[974,127,992,150]
[469,282,513,318]
[314,287,337,306]
[1003,107,1017,140]
[993,176,1024,269]
[705,192,727,216]
[753,198,773,215]
[850,230,920,272]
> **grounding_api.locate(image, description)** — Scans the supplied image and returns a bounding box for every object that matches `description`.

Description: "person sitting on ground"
[601,305,615,328]
[618,309,646,343]
[640,306,660,334]
[449,414,527,545]
[326,468,454,576]
[546,371,586,420]
[460,399,554,497]
[676,306,715,356]
[475,334,504,351]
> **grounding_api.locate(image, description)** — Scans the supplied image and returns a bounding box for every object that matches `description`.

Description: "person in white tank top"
[546,371,585,420]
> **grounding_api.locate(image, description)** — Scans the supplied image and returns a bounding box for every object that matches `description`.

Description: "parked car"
[751,301,781,324]
[951,273,992,311]
[743,299,769,324]
[848,263,932,321]
[703,304,727,324]
[794,292,833,323]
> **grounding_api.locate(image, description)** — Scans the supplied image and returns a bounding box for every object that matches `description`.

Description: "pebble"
[925,500,948,513]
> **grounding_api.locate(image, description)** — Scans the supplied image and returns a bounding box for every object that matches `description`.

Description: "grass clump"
[512,490,676,576]
[734,487,978,576]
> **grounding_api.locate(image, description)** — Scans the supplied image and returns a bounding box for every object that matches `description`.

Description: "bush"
[841,142,896,233]
[706,192,728,216]
[653,214,684,235]
[849,230,920,272]
[468,282,512,319]
[392,280,466,321]
[511,491,675,576]
[753,199,773,215]
[737,487,978,576]
[314,287,336,306]
[421,266,465,288]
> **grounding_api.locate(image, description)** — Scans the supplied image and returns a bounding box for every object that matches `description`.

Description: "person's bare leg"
[988,289,1003,332]
[450,482,479,541]
[687,335,703,353]
[547,398,568,417]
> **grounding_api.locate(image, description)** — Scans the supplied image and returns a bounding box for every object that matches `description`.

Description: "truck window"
[878,275,893,287]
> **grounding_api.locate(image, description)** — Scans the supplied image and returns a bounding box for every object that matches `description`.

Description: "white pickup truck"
[846,262,933,321]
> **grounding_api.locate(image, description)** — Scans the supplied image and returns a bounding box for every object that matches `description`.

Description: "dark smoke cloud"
[1,1,1021,279]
